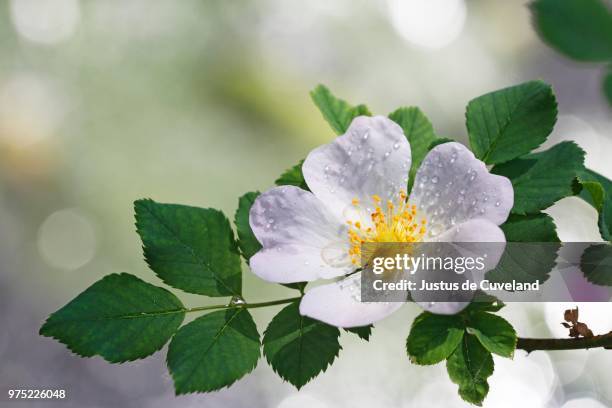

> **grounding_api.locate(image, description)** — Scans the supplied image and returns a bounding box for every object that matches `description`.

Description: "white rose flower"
[249,116,513,327]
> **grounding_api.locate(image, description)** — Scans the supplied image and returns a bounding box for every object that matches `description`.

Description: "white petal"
[299,273,403,327]
[250,244,350,283]
[411,142,513,238]
[249,185,351,282]
[418,302,469,315]
[302,115,411,220]
[415,219,507,315]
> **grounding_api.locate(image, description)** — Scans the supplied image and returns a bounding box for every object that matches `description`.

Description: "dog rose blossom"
[249,116,513,327]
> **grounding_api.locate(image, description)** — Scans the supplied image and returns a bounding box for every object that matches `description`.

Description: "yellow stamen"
[346,193,427,265]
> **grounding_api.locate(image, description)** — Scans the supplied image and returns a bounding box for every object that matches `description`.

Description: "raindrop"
[479,208,486,215]
[229,296,246,306]
[393,142,400,150]
[431,176,439,184]
[459,189,465,195]
[384,151,391,159]
[450,152,457,163]
[429,224,442,236]
[339,177,345,184]
[324,165,330,173]
[363,130,369,140]
[495,201,501,207]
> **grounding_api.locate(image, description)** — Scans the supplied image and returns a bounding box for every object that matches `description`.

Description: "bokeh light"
[10,0,80,45]
[387,0,466,49]
[37,208,96,271]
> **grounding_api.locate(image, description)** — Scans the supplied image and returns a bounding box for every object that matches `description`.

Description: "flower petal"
[249,185,350,282]
[415,219,507,315]
[302,115,411,220]
[250,243,352,283]
[411,142,513,238]
[299,273,403,327]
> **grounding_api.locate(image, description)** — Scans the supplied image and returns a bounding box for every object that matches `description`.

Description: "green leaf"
[40,273,185,363]
[135,199,242,296]
[488,213,559,285]
[388,107,439,190]
[464,292,505,314]
[576,169,612,241]
[501,213,559,242]
[530,0,612,62]
[263,302,341,389]
[579,180,605,211]
[406,313,465,365]
[275,160,309,190]
[466,312,517,358]
[310,84,370,135]
[235,191,262,261]
[344,325,373,341]
[167,308,260,394]
[599,199,612,241]
[282,282,307,292]
[581,244,612,285]
[492,141,585,214]
[447,334,494,406]
[466,81,557,165]
[577,168,612,202]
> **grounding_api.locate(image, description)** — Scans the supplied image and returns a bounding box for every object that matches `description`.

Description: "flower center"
[347,190,427,265]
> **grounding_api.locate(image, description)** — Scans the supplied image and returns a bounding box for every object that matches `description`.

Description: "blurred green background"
[1,1,611,407]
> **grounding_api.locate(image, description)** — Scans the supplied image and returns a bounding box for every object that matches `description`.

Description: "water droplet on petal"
[363,131,369,140]
[429,224,442,236]
[393,142,400,150]
[431,176,439,184]
[384,151,391,159]
[495,201,501,207]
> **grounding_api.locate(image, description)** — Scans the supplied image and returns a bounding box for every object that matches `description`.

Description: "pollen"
[347,190,426,265]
